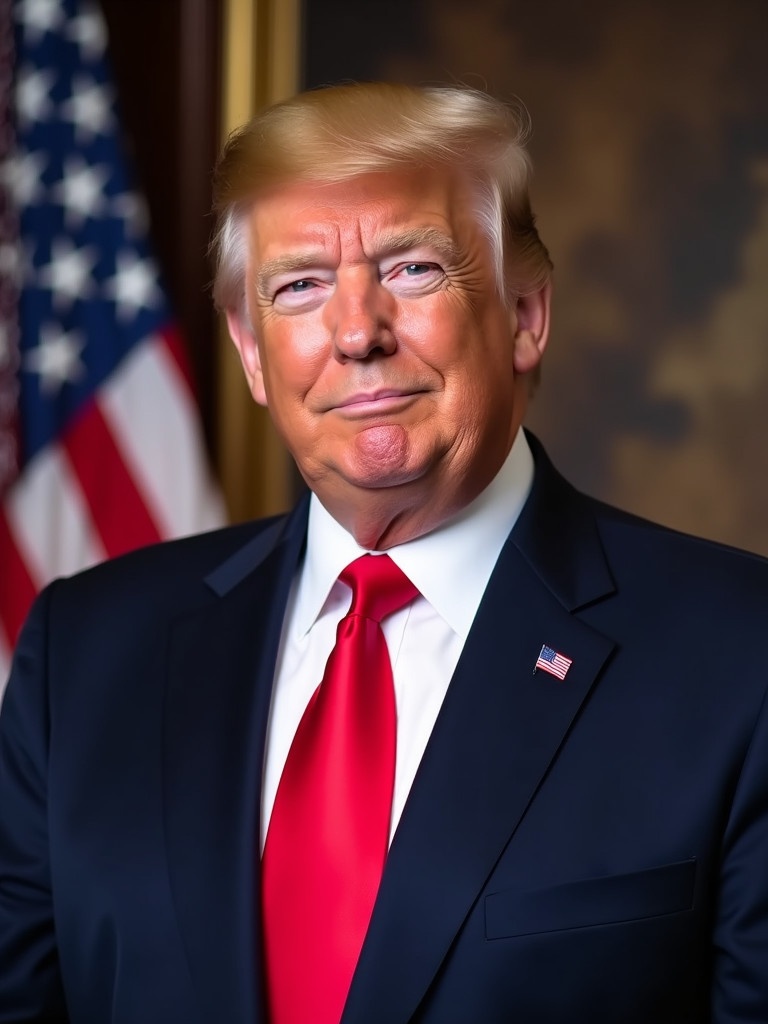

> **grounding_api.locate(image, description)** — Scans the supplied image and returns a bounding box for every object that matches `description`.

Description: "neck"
[316,456,509,551]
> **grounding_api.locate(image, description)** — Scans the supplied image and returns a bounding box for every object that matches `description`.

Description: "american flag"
[535,644,572,680]
[0,0,224,691]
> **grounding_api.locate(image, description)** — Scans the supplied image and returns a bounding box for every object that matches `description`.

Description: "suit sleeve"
[0,585,69,1022]
[712,682,768,1022]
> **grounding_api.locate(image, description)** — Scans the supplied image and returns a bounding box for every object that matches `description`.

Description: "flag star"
[52,158,109,226]
[14,0,64,43]
[15,65,57,127]
[1,149,48,207]
[104,251,162,320]
[112,192,150,237]
[23,324,86,394]
[60,75,114,140]
[64,2,107,60]
[36,239,98,308]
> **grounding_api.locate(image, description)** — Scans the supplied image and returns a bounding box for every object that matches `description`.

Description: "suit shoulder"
[527,431,768,583]
[44,513,291,609]
[591,496,768,598]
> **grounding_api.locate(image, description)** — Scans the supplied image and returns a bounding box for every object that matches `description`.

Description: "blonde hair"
[211,81,552,313]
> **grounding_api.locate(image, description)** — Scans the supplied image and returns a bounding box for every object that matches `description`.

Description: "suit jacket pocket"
[485,858,696,939]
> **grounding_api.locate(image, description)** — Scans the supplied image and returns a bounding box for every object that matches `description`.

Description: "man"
[1,82,767,1023]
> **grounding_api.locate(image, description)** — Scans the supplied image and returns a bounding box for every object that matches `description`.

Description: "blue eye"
[287,279,314,292]
[404,263,431,275]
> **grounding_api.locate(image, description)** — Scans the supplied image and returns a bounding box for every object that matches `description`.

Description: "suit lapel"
[343,441,618,1024]
[162,498,308,1024]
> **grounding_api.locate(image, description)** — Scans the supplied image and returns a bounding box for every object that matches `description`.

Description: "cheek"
[394,300,467,367]
[416,304,514,415]
[260,317,329,397]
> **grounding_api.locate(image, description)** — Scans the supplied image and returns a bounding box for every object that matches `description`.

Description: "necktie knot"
[340,554,419,623]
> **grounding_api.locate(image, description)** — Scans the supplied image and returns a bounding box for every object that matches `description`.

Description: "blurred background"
[2,0,767,672]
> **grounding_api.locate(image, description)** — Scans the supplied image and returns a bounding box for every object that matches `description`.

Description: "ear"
[225,309,268,407]
[511,279,551,376]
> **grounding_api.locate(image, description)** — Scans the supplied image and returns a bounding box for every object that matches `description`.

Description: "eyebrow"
[255,227,461,296]
[256,253,328,297]
[370,227,461,265]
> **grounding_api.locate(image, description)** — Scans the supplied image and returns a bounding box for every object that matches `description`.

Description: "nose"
[324,269,396,360]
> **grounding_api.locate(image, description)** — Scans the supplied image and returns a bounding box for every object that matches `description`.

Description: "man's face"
[228,165,549,541]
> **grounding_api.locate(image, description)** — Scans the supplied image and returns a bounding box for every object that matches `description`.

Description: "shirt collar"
[293,429,534,640]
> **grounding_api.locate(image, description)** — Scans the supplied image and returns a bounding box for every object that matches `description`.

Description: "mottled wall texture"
[306,0,768,554]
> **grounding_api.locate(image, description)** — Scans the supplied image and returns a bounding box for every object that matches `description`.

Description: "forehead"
[246,166,481,262]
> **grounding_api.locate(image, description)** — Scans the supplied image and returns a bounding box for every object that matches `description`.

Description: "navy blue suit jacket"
[2,436,768,1022]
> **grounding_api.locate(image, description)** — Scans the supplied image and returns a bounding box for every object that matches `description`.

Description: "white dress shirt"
[260,429,535,849]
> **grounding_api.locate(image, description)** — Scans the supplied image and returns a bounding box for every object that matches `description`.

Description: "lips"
[338,390,410,407]
[331,389,423,416]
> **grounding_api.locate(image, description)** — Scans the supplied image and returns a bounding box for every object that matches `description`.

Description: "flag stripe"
[4,442,105,583]
[98,333,224,537]
[62,399,163,558]
[0,506,37,647]
[535,644,572,680]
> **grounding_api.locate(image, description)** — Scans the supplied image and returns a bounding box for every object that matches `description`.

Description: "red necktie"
[262,554,419,1024]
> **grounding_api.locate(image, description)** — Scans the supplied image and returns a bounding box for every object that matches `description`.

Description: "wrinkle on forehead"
[248,168,490,306]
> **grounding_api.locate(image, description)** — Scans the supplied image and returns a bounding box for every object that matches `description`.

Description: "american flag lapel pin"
[534,644,573,680]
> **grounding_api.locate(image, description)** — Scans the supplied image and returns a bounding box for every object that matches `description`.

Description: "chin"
[339,461,426,492]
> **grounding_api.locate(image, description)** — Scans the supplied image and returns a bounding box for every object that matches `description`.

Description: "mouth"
[331,390,424,417]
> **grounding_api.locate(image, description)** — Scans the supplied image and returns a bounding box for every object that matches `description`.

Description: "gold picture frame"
[216,0,302,522]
